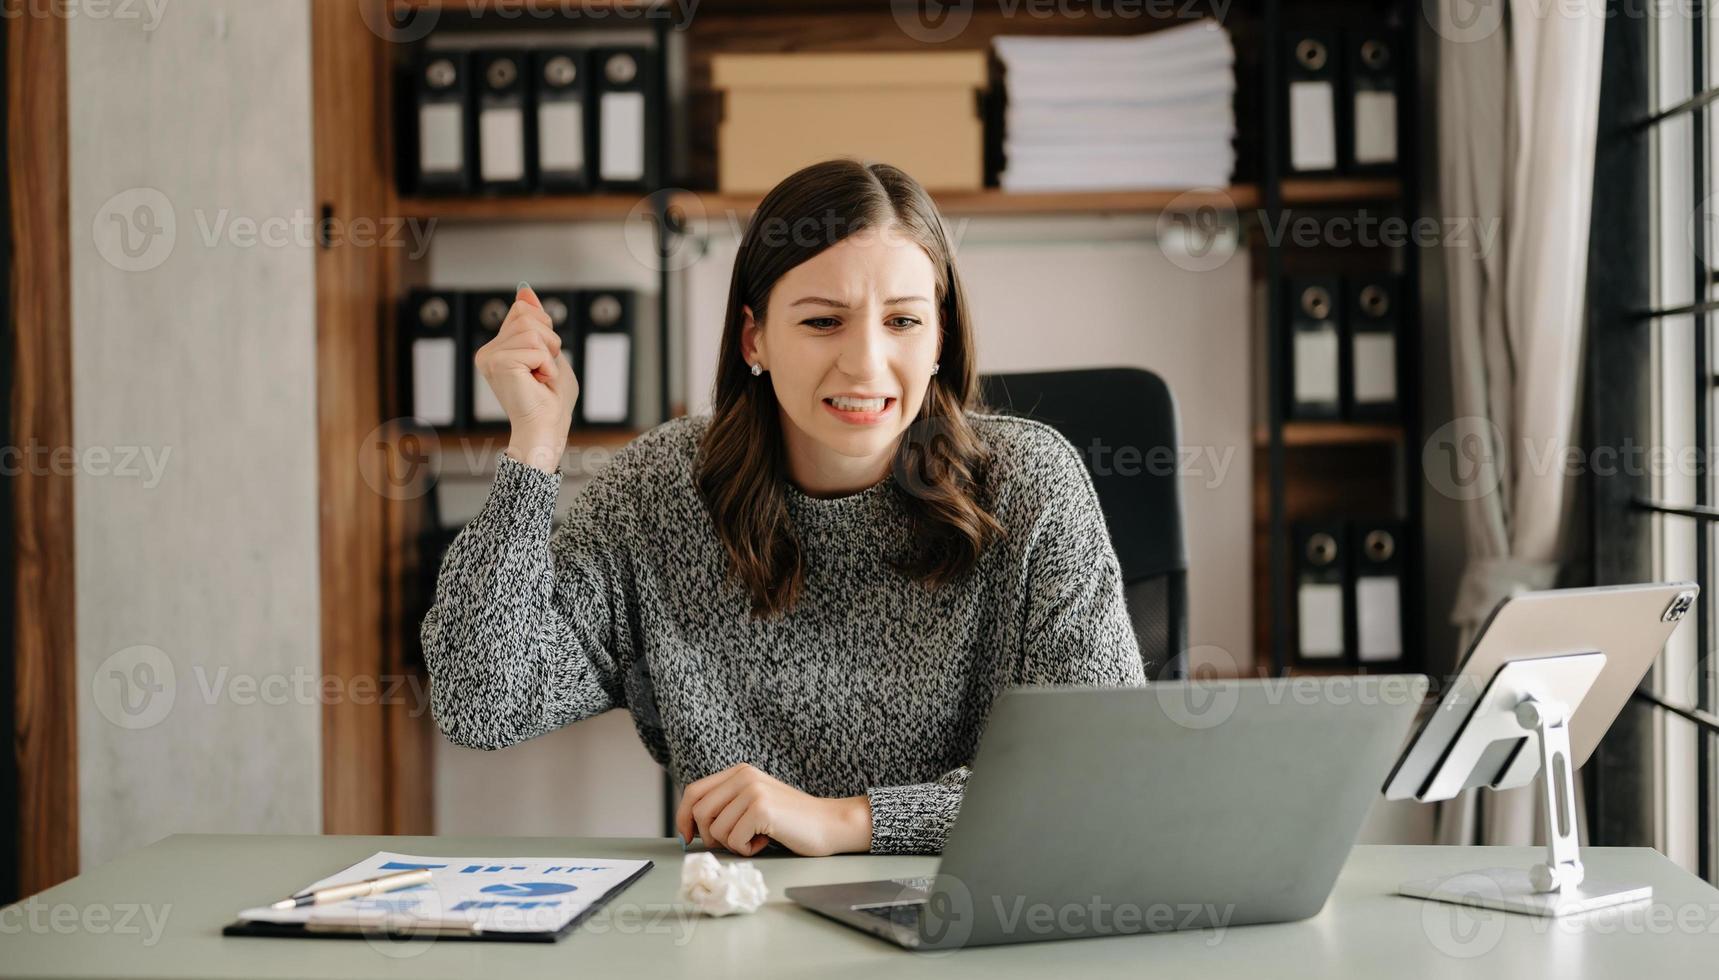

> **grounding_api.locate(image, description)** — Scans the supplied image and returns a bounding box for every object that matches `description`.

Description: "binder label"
[1352,332,1398,404]
[600,91,647,181]
[479,106,527,182]
[1353,90,1398,165]
[1289,80,1337,171]
[419,103,465,175]
[583,333,632,423]
[539,102,586,171]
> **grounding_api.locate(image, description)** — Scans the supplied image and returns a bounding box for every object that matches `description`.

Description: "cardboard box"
[712,52,988,194]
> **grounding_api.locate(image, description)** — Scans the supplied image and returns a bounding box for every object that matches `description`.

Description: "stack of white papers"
[235,851,654,939]
[994,19,1237,191]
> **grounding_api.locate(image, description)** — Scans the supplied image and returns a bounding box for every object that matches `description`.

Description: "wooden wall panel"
[7,3,77,895]
[314,0,417,835]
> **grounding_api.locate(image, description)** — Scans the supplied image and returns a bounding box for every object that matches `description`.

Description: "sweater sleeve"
[420,450,640,750]
[863,430,1146,855]
[1017,435,1148,689]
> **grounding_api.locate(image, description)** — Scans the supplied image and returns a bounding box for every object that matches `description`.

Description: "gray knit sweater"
[421,412,1145,855]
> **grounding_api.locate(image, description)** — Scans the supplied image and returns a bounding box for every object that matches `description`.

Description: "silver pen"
[269,867,433,910]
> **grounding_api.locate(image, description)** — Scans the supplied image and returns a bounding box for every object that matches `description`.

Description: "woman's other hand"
[474,282,579,473]
[675,763,873,857]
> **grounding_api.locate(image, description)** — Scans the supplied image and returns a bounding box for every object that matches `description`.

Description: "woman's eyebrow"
[789,295,931,308]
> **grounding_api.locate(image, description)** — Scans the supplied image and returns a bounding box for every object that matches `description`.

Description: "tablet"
[1382,582,1698,801]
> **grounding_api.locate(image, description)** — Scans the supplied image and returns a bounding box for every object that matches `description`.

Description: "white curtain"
[1435,0,1608,845]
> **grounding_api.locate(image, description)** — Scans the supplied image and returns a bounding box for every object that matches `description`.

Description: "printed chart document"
[226,851,654,943]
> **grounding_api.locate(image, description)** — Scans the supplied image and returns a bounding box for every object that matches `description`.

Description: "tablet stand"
[1397,652,1654,917]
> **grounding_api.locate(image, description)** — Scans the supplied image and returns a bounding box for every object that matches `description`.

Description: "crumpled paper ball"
[678,852,768,916]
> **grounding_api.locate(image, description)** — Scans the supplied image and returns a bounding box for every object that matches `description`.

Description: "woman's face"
[743,225,942,489]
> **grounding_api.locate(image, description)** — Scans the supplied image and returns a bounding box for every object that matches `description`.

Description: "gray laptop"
[787,675,1428,950]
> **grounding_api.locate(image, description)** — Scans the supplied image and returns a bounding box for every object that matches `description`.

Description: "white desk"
[2,834,1716,978]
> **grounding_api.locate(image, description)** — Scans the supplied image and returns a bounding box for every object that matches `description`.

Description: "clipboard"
[222,852,655,944]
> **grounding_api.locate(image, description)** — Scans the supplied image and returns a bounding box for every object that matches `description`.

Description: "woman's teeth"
[828,396,889,412]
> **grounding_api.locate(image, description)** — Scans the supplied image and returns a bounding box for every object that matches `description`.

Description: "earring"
[750,362,762,376]
[931,362,940,375]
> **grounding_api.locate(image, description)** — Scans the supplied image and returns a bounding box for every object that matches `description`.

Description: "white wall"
[69,0,322,867]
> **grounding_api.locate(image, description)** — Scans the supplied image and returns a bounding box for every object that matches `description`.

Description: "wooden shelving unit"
[396,193,650,222]
[439,427,644,453]
[1258,421,1406,448]
[398,178,1402,223]
[1252,0,1421,679]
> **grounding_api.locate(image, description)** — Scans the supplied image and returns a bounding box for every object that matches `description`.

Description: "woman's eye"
[801,317,839,329]
[888,316,921,329]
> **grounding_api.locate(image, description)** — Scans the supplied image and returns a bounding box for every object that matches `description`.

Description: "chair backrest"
[978,368,1189,679]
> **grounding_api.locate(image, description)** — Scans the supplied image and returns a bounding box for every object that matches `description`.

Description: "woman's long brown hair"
[695,159,1005,620]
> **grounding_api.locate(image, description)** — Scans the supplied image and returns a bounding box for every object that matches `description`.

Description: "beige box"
[711,52,988,194]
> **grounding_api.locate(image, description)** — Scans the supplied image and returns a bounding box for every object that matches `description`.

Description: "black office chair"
[978,368,1189,680]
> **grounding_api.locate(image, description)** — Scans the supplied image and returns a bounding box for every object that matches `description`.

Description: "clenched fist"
[475,283,579,473]
[675,763,873,857]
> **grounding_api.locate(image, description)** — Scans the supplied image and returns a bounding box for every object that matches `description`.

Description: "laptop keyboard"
[855,901,927,926]
[853,876,934,926]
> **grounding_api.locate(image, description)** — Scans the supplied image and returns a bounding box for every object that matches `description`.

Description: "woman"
[421,159,1145,858]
